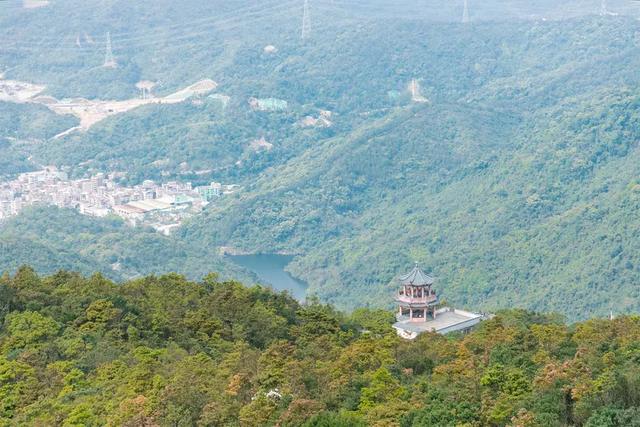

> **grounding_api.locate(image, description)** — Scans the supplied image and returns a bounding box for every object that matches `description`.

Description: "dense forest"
[1,268,640,426]
[3,1,640,321]
[0,206,252,284]
[4,3,640,424]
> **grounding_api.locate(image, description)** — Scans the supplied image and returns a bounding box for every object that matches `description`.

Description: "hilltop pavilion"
[392,264,483,340]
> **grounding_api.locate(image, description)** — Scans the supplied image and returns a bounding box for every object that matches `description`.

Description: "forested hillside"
[0,206,253,284]
[2,0,640,320]
[1,269,640,426]
[177,16,640,319]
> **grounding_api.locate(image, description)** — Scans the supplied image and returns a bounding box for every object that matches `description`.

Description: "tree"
[0,356,37,420]
[237,394,278,427]
[2,311,60,353]
[359,368,405,412]
[302,411,366,427]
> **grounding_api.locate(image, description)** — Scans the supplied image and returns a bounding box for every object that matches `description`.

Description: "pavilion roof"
[399,264,434,286]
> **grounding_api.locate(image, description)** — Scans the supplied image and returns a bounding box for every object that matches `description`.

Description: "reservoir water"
[229,254,307,301]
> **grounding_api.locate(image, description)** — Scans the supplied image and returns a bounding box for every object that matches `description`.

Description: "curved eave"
[396,299,439,308]
[398,265,435,286]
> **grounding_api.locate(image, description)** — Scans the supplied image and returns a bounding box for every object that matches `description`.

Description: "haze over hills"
[2,0,640,320]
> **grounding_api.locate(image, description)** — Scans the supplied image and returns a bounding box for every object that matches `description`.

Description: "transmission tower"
[409,79,428,103]
[462,0,470,23]
[103,31,117,68]
[301,0,311,40]
[600,0,608,16]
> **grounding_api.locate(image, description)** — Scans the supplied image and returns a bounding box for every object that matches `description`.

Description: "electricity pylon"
[409,79,428,103]
[600,0,608,16]
[462,0,470,23]
[301,0,311,40]
[103,31,117,68]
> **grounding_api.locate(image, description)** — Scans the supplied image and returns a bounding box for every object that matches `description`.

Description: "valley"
[228,253,308,301]
[1,0,640,322]
[4,1,640,425]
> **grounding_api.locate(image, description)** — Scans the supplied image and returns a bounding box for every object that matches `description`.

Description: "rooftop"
[393,308,483,337]
[128,199,172,212]
[114,204,145,214]
[399,264,434,286]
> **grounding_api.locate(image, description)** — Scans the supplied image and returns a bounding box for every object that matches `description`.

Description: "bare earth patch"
[0,78,218,138]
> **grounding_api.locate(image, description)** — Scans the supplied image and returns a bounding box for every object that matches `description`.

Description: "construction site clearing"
[0,78,218,137]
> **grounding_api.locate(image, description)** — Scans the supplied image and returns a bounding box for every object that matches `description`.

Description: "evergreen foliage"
[0,269,639,426]
[3,2,640,320]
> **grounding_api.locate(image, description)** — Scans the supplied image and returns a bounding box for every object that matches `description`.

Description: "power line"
[1,0,299,48]
[4,0,634,55]
[109,0,298,43]
[1,1,299,53]
[314,0,634,21]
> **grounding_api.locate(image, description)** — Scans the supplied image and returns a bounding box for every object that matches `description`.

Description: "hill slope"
[2,2,640,320]
[2,269,640,426]
[0,206,252,283]
[175,17,640,319]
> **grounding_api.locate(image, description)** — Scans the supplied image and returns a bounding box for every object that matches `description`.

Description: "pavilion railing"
[396,294,437,304]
